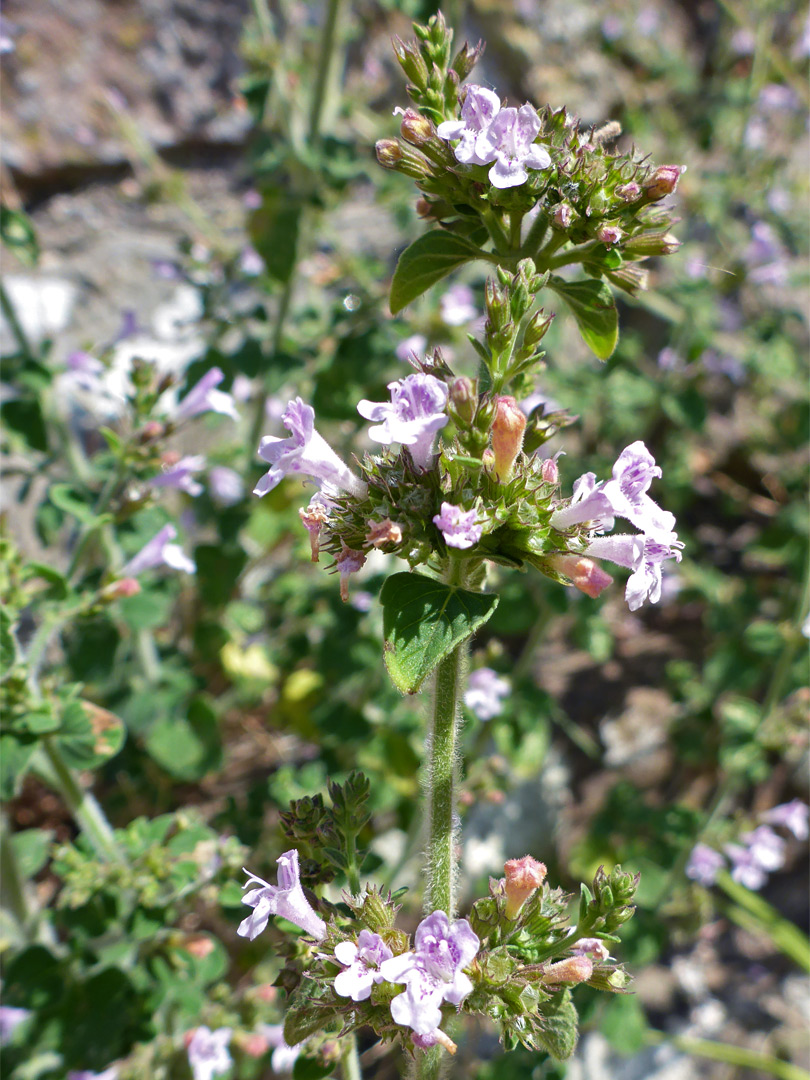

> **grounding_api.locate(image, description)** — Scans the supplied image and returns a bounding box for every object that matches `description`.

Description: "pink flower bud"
[553,203,573,229]
[299,496,331,562]
[615,181,641,202]
[139,420,165,442]
[104,577,142,600]
[644,164,685,200]
[491,396,527,483]
[503,855,547,918]
[241,1034,270,1058]
[543,955,593,985]
[449,376,477,425]
[548,554,614,599]
[596,223,624,245]
[540,457,559,484]
[400,108,434,147]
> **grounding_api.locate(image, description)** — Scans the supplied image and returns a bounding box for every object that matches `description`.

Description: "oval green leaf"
[390,231,484,315]
[548,276,619,360]
[380,572,499,694]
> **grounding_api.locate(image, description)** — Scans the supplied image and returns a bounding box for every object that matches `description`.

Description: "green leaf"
[1,205,39,266]
[48,484,98,526]
[145,696,222,780]
[293,1057,336,1080]
[390,231,484,314]
[11,828,53,878]
[0,733,38,799]
[56,700,125,769]
[0,604,17,673]
[249,191,302,284]
[535,989,579,1060]
[284,985,340,1045]
[380,572,499,693]
[548,276,618,360]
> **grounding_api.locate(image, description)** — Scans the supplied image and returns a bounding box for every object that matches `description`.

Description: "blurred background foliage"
[1,0,808,1077]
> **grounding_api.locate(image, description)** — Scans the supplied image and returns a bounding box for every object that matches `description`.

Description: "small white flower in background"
[395,333,428,362]
[0,1006,31,1045]
[685,843,725,887]
[121,524,196,577]
[464,668,510,721]
[149,455,206,497]
[260,1023,306,1074]
[761,799,809,841]
[187,1026,232,1080]
[67,1069,118,1080]
[208,466,245,507]
[439,283,478,326]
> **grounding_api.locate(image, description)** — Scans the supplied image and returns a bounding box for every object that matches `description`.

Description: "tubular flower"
[476,104,552,189]
[357,373,448,469]
[238,850,327,941]
[436,84,502,165]
[122,524,195,576]
[379,911,480,1036]
[334,930,393,1002]
[255,398,367,499]
[149,454,206,497]
[174,367,239,421]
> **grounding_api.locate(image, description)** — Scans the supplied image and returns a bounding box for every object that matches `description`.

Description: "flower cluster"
[686,800,808,890]
[236,847,635,1058]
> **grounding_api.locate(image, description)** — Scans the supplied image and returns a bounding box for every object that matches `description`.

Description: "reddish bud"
[540,457,559,484]
[543,955,594,985]
[241,1034,270,1058]
[491,396,526,483]
[103,577,141,600]
[549,554,613,598]
[615,181,641,202]
[365,518,403,549]
[644,164,685,200]
[400,108,433,147]
[503,855,547,918]
[596,223,624,245]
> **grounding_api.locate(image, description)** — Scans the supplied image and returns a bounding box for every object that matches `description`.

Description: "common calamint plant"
[237,10,685,1077]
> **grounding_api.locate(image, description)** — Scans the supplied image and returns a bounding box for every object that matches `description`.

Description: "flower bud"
[241,1034,270,1058]
[392,36,429,88]
[552,203,573,229]
[491,396,527,483]
[485,279,510,330]
[102,577,142,601]
[482,448,496,471]
[644,164,685,200]
[548,554,614,598]
[614,181,641,202]
[375,139,431,179]
[503,855,547,918]
[400,108,433,147]
[540,457,559,484]
[523,308,555,350]
[596,223,624,245]
[138,420,165,443]
[623,231,680,256]
[543,956,593,985]
[449,376,477,426]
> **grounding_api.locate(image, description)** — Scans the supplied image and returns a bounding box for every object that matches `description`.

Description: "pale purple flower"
[464,667,510,721]
[730,27,756,55]
[432,502,483,549]
[240,246,264,276]
[65,350,106,395]
[549,471,616,532]
[335,546,366,603]
[395,333,428,361]
[379,911,480,1036]
[0,16,17,54]
[238,850,327,941]
[149,455,206,497]
[724,843,768,890]
[208,466,245,506]
[187,1026,232,1080]
[761,800,809,841]
[657,347,684,371]
[122,524,195,576]
[585,533,683,611]
[260,1024,305,1074]
[350,589,374,613]
[334,930,394,1001]
[601,16,623,40]
[0,1006,31,1044]
[570,937,610,961]
[439,284,478,326]
[599,441,677,541]
[758,84,800,112]
[174,368,239,422]
[686,843,725,887]
[357,374,448,469]
[256,398,367,498]
[741,826,787,872]
[243,189,262,210]
[436,84,502,166]
[476,104,552,189]
[700,350,746,382]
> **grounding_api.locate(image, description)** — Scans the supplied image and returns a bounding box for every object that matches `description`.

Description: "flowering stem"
[341,1035,362,1080]
[544,239,601,270]
[37,737,122,863]
[424,565,468,917]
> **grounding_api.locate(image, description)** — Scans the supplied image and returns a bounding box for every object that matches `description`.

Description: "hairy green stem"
[0,813,30,932]
[413,1046,445,1080]
[341,1034,363,1080]
[40,738,121,862]
[424,640,465,917]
